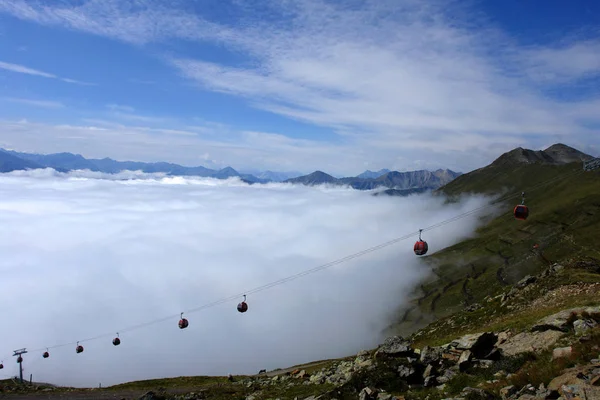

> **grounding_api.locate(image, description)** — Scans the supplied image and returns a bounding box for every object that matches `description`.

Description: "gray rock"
[375,336,413,357]
[573,318,598,335]
[358,386,378,400]
[500,385,516,399]
[420,346,442,364]
[458,350,472,367]
[531,309,580,332]
[423,364,435,378]
[515,275,536,288]
[497,330,564,356]
[451,332,497,359]
[552,346,572,360]
[436,368,458,384]
[397,365,416,378]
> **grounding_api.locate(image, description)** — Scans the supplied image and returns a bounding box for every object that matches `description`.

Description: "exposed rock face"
[496,330,565,356]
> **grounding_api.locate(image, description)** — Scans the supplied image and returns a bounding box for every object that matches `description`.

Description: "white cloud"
[0,0,598,173]
[0,60,95,85]
[106,104,135,113]
[1,97,65,108]
[0,169,496,387]
[0,60,56,78]
[518,39,600,84]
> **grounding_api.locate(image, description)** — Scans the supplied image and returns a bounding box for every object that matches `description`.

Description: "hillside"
[389,144,599,336]
[1,143,599,400]
[437,143,594,197]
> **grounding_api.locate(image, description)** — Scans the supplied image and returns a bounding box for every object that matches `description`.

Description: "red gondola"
[43,350,49,358]
[514,192,529,220]
[178,312,189,329]
[76,342,84,354]
[237,295,248,313]
[0,361,3,369]
[414,229,428,256]
[113,333,121,346]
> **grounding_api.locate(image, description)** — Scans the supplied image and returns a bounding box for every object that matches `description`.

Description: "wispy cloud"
[0,60,95,85]
[0,0,598,173]
[1,97,65,108]
[517,39,600,85]
[0,60,55,78]
[106,104,135,113]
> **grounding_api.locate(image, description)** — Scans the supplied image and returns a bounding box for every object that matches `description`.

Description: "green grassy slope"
[387,159,600,338]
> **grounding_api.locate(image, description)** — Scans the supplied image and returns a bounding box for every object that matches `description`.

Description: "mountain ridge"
[0,148,463,193]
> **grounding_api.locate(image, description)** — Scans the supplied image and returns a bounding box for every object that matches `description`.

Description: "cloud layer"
[0,169,494,387]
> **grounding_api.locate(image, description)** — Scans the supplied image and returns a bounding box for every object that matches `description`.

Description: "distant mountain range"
[0,148,463,194]
[283,169,462,193]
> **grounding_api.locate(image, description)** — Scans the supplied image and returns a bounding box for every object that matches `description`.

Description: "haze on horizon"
[0,0,599,176]
[0,170,498,387]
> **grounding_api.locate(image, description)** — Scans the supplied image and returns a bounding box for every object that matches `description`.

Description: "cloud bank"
[0,169,495,387]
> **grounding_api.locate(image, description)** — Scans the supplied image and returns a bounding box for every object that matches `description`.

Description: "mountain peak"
[490,143,593,167]
[543,143,594,164]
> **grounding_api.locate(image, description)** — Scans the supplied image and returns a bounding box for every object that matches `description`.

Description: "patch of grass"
[444,373,482,395]
[259,382,336,400]
[106,375,235,391]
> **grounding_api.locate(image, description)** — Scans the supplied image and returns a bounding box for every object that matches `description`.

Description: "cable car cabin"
[76,345,84,354]
[237,301,248,313]
[113,337,121,346]
[0,363,3,369]
[43,351,49,358]
[414,240,428,256]
[178,318,189,329]
[514,204,529,220]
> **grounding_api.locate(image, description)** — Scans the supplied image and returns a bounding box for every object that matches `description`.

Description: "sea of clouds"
[0,169,497,387]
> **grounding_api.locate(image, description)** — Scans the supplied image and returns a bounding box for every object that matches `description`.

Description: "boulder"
[573,318,598,335]
[375,336,414,358]
[420,346,443,364]
[450,332,497,359]
[552,346,572,360]
[531,309,580,332]
[496,330,564,356]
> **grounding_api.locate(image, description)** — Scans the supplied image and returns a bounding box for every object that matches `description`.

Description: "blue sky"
[0,0,599,176]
